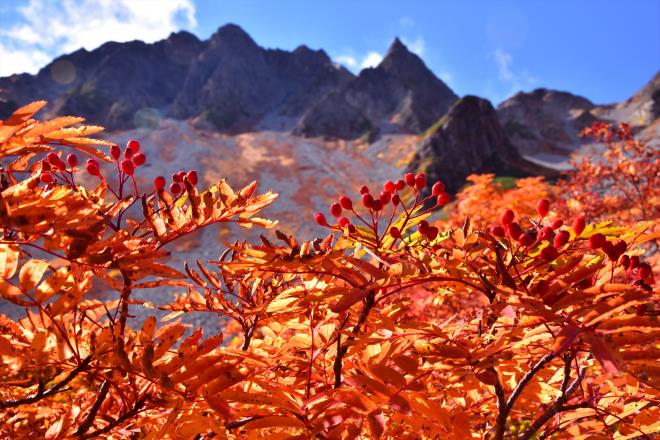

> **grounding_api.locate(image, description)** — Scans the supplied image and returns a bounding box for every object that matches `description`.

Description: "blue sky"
[1,0,658,105]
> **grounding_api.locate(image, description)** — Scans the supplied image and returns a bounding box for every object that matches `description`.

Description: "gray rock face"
[409,96,557,194]
[0,31,204,130]
[294,38,458,139]
[497,88,598,155]
[171,24,353,132]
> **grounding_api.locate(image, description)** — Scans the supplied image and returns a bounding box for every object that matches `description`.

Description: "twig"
[75,380,110,437]
[81,394,148,439]
[333,290,375,388]
[0,355,92,409]
[519,365,588,440]
[492,353,555,440]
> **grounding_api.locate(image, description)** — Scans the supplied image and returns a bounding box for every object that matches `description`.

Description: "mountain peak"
[381,37,418,68]
[209,23,257,48]
[387,37,408,54]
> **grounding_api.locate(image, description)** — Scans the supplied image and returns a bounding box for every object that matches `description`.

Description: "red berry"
[431,181,445,196]
[66,153,78,167]
[124,146,135,159]
[436,192,450,206]
[359,185,369,194]
[185,170,198,185]
[42,161,51,171]
[110,145,121,160]
[389,227,401,238]
[170,182,182,195]
[40,173,54,184]
[638,263,651,279]
[132,152,146,166]
[554,230,570,248]
[490,225,505,237]
[507,222,523,240]
[339,196,353,210]
[602,241,615,259]
[500,209,515,225]
[588,233,606,249]
[539,226,554,241]
[620,255,630,269]
[85,159,100,176]
[518,233,534,247]
[391,194,400,206]
[348,224,356,233]
[154,176,166,191]
[414,173,426,190]
[541,246,559,261]
[172,171,185,183]
[47,152,59,164]
[383,181,395,192]
[126,139,140,153]
[372,199,383,211]
[418,220,429,235]
[121,159,135,176]
[551,219,564,230]
[613,240,627,257]
[395,180,406,191]
[314,212,327,226]
[330,203,342,217]
[427,226,439,241]
[629,256,640,269]
[338,217,350,228]
[573,215,586,236]
[380,191,391,205]
[361,193,374,209]
[404,173,416,187]
[53,159,66,171]
[536,198,550,217]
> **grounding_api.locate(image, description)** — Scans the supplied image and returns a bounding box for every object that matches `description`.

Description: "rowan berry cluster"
[153,170,198,196]
[39,151,80,186]
[39,139,149,200]
[314,172,449,246]
[490,198,652,283]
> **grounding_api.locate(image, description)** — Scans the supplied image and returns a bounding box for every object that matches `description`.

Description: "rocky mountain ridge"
[0,24,457,139]
[1,23,658,193]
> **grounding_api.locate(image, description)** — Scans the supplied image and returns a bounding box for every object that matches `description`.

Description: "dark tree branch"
[492,353,556,440]
[81,394,148,439]
[226,416,264,430]
[519,365,588,440]
[75,380,110,437]
[0,355,92,410]
[333,290,375,388]
[491,368,507,440]
[241,317,258,351]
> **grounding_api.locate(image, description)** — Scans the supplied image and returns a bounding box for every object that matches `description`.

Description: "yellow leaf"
[19,259,49,291]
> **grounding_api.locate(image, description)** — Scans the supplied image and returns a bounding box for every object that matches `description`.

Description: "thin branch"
[519,365,588,440]
[0,355,92,409]
[81,394,148,439]
[492,353,555,440]
[491,368,507,440]
[334,290,375,388]
[241,317,258,351]
[226,416,264,430]
[75,380,110,437]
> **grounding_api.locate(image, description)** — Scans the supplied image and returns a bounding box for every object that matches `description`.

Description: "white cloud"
[402,36,424,56]
[360,52,383,69]
[0,0,196,76]
[491,48,538,99]
[334,55,357,69]
[0,41,51,77]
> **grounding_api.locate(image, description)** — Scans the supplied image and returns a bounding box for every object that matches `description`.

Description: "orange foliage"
[1,104,659,439]
[447,174,554,230]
